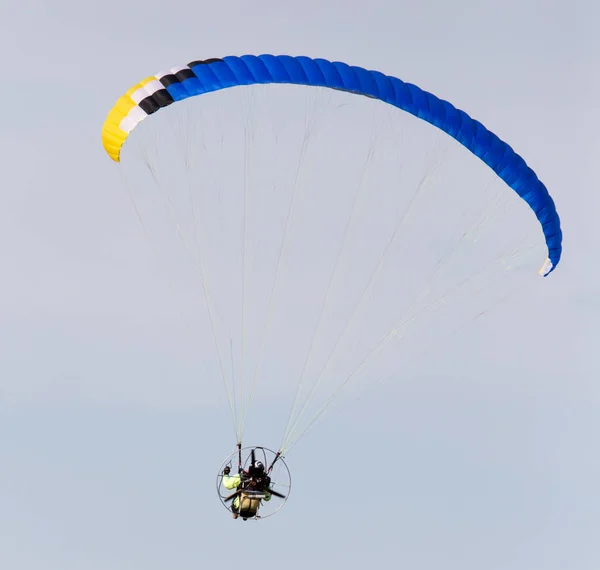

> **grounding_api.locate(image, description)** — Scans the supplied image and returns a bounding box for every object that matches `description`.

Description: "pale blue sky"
[1,0,599,568]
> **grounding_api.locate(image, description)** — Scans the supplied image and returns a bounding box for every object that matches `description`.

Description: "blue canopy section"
[166,54,562,274]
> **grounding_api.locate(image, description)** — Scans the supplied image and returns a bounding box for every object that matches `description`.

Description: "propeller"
[267,488,286,499]
[224,489,242,503]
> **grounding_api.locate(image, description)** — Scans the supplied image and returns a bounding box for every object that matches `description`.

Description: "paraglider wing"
[101,54,562,275]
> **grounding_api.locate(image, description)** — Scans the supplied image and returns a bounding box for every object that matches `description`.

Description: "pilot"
[222,462,272,520]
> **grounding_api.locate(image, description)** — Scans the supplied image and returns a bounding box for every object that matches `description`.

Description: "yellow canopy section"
[101,77,157,162]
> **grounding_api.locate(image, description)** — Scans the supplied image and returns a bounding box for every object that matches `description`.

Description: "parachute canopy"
[102,54,562,274]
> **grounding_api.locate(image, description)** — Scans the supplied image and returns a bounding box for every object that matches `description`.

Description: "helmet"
[254,461,264,472]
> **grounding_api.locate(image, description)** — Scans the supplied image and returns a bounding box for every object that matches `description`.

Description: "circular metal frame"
[216,446,291,520]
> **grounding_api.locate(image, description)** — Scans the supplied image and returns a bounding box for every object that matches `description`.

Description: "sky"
[1,0,599,568]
